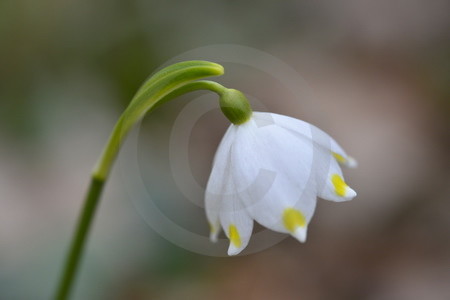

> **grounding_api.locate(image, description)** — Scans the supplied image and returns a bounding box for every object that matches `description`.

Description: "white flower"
[205,112,357,255]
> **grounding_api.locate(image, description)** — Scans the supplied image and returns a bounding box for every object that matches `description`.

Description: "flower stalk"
[54,178,104,300]
[54,61,240,300]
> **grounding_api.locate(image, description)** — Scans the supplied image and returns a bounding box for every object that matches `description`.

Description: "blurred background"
[0,0,449,299]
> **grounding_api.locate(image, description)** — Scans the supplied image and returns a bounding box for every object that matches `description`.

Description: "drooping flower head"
[206,89,357,255]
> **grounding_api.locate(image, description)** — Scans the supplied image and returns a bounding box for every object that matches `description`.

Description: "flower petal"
[236,171,317,243]
[233,116,315,189]
[219,194,254,255]
[229,119,317,240]
[315,152,357,202]
[205,125,237,242]
[263,112,357,168]
[281,188,317,243]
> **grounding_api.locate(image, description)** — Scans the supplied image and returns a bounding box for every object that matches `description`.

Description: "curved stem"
[53,62,228,300]
[91,81,228,181]
[54,177,105,300]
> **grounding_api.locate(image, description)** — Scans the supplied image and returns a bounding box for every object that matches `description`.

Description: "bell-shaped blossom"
[205,112,357,255]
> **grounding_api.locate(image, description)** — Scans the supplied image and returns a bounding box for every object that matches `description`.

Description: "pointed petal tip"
[347,156,358,168]
[209,231,219,243]
[292,226,308,243]
[227,244,243,256]
[345,187,357,200]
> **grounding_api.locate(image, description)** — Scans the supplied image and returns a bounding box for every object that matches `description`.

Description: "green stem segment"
[54,61,253,300]
[55,177,104,300]
[92,62,226,180]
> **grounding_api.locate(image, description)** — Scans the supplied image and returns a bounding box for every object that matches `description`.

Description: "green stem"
[53,78,248,299]
[54,177,105,300]
[54,61,229,300]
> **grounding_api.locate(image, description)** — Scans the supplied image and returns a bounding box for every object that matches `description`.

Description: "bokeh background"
[1,0,449,299]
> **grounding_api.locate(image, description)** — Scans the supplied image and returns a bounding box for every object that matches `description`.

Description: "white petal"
[219,194,253,255]
[315,150,357,202]
[239,171,316,243]
[229,118,317,238]
[292,226,308,243]
[205,125,237,242]
[258,112,357,201]
[288,188,317,242]
[233,117,315,191]
[261,112,357,168]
